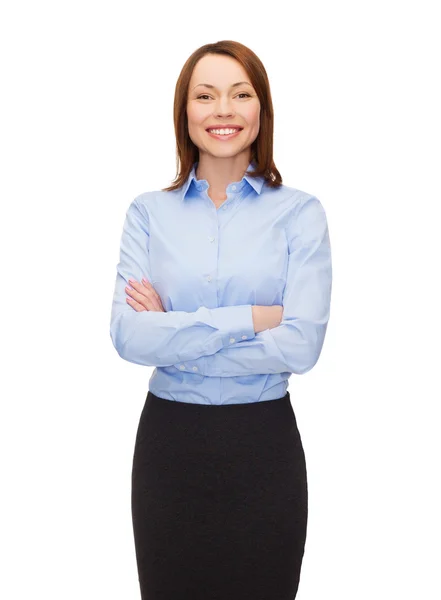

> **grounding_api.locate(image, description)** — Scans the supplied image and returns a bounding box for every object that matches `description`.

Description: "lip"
[205,124,244,131]
[206,126,243,141]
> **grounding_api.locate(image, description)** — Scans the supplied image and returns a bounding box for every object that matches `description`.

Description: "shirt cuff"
[211,304,256,347]
[174,305,255,374]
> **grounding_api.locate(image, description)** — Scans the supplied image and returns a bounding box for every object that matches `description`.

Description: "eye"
[196,93,252,100]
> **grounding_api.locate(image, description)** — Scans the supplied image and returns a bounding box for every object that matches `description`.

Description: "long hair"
[162,40,282,192]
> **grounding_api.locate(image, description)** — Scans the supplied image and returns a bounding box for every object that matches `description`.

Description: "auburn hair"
[162,40,282,192]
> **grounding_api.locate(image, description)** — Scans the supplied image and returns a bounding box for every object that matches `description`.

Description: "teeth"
[208,128,240,135]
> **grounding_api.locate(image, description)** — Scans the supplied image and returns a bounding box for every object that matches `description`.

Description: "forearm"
[252,305,284,333]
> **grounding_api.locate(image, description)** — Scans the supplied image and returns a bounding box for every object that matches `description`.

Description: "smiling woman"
[110,39,332,600]
[184,54,262,200]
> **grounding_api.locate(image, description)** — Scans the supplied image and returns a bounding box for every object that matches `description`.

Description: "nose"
[215,109,234,119]
[214,97,235,118]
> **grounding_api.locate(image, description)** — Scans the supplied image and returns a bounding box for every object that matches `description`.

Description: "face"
[186,53,261,160]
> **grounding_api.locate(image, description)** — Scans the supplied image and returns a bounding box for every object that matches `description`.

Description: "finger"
[126,280,157,311]
[126,289,152,311]
[141,277,163,310]
[126,280,161,312]
[140,278,164,311]
[126,296,146,312]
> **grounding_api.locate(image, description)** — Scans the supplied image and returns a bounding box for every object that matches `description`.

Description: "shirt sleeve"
[109,198,256,367]
[173,195,332,376]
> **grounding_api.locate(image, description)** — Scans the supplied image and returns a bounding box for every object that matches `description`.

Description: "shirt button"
[229,337,236,344]
[192,366,198,371]
[222,205,227,210]
[232,185,237,190]
[179,365,185,370]
[241,335,247,339]
[207,275,212,282]
[208,236,215,242]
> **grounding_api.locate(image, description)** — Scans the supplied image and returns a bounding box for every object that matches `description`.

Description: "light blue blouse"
[109,160,332,404]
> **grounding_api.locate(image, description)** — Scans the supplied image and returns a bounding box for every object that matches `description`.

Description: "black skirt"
[131,390,308,600]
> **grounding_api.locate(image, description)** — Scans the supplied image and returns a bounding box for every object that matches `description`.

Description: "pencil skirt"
[131,390,308,600]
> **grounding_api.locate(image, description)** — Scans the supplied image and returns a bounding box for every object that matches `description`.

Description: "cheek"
[187,103,209,127]
[243,104,260,128]
[186,105,196,128]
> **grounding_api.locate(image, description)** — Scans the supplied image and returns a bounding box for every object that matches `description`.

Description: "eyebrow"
[193,81,253,91]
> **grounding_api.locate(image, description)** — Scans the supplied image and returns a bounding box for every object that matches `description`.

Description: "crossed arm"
[110,195,332,376]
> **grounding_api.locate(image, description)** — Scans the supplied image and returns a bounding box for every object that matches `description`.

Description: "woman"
[110,40,332,600]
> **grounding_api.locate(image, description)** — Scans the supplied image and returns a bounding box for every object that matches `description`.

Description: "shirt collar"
[180,160,265,202]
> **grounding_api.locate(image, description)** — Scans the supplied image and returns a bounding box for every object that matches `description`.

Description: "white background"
[1,1,440,598]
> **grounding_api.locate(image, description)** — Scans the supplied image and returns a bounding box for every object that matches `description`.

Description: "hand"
[125,278,166,312]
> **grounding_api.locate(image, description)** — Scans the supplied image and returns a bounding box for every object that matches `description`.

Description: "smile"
[206,128,243,140]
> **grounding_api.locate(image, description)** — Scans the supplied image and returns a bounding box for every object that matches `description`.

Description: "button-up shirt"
[109,160,332,404]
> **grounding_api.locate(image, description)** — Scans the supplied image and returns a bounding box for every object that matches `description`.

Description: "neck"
[195,152,252,198]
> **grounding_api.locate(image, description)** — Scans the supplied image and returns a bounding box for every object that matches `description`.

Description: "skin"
[126,54,283,332]
[186,53,261,207]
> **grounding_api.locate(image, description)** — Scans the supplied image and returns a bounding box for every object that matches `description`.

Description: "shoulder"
[134,188,179,208]
[280,183,329,219]
[264,182,327,217]
[270,185,329,246]
[272,182,322,206]
[131,189,180,220]
[263,181,316,204]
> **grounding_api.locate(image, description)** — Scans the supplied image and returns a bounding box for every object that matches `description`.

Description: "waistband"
[145,390,292,412]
